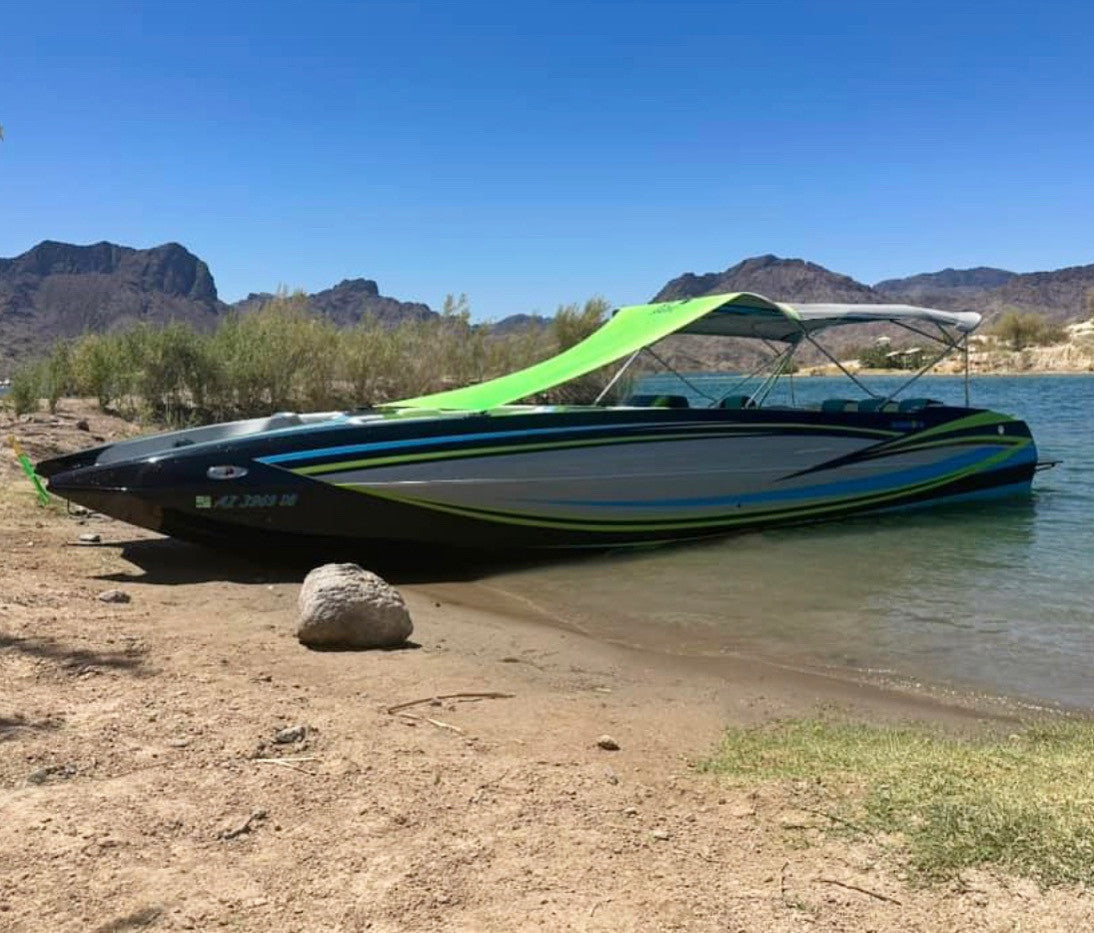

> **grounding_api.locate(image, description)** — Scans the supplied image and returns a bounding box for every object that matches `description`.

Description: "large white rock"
[296,563,413,649]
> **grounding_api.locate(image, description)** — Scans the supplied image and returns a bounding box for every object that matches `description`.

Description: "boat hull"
[37,406,1038,554]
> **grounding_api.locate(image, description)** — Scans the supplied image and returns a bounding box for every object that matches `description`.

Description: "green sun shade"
[392,293,784,411]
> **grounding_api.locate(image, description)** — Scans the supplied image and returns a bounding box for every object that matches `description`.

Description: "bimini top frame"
[394,293,982,412]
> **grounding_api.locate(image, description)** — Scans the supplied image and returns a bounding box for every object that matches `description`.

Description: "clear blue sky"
[3,0,1093,319]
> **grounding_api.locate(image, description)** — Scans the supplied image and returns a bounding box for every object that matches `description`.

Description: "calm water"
[481,375,1094,709]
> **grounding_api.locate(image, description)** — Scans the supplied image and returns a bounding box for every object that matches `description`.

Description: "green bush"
[8,366,40,416]
[991,310,1065,350]
[6,292,612,425]
[856,342,925,370]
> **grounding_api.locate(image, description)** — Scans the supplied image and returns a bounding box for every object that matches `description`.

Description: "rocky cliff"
[0,240,223,375]
[233,278,435,327]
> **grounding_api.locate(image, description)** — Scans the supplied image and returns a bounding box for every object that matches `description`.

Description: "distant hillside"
[488,313,551,334]
[656,255,1094,330]
[6,238,1093,379]
[0,240,222,376]
[983,264,1094,320]
[875,264,1094,323]
[233,278,435,327]
[875,267,1016,302]
[653,255,883,304]
[0,241,442,377]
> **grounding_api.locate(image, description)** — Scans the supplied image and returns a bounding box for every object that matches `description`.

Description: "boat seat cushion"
[820,398,857,412]
[718,395,755,410]
[858,398,900,413]
[623,394,690,409]
[897,397,943,412]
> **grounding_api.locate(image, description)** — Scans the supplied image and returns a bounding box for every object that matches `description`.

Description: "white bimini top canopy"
[677,297,981,342]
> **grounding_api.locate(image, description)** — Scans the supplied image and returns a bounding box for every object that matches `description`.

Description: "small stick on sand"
[816,877,903,905]
[253,758,317,775]
[385,692,514,714]
[395,712,465,734]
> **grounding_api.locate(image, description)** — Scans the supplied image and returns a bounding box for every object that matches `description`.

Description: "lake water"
[481,375,1094,709]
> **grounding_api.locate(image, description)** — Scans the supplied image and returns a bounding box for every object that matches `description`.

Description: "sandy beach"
[2,403,1092,931]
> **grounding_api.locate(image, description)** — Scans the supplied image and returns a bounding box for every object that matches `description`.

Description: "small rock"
[273,725,307,744]
[97,589,131,604]
[167,739,191,748]
[596,734,620,751]
[26,764,75,785]
[623,806,639,817]
[78,533,102,545]
[69,505,90,517]
[75,419,90,431]
[296,563,413,650]
[604,767,619,785]
[651,828,671,841]
[219,809,267,841]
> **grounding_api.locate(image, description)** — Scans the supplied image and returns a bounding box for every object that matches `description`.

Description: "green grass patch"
[700,718,1094,885]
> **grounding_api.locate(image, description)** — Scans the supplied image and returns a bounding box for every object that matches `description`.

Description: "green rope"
[9,437,50,506]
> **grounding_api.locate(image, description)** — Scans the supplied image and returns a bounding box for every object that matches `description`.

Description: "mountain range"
[2,240,1093,376]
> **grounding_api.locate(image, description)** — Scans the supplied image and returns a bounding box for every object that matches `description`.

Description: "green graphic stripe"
[292,422,899,477]
[855,434,1030,462]
[341,444,1027,533]
[882,411,1011,448]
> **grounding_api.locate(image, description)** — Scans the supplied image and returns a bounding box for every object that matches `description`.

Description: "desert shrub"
[71,334,125,409]
[856,342,926,370]
[991,310,1065,350]
[541,297,613,404]
[8,366,40,415]
[7,291,617,424]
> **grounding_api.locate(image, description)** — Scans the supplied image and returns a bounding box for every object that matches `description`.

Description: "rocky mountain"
[875,264,1094,321]
[0,241,444,377]
[0,240,223,376]
[488,313,551,334]
[6,238,1093,379]
[653,255,883,304]
[976,264,1094,320]
[233,278,435,327]
[875,267,1016,301]
[655,255,1094,325]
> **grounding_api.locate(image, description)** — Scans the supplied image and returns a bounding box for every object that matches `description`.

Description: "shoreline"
[4,401,1093,930]
[418,575,1073,724]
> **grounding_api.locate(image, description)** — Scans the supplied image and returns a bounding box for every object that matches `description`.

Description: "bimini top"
[394,292,980,411]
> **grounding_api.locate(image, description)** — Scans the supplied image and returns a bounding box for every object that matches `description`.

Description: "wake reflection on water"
[482,375,1094,709]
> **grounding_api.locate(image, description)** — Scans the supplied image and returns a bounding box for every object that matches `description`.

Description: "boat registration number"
[195,493,299,510]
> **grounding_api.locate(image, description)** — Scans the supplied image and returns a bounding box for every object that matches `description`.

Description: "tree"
[991,310,1064,351]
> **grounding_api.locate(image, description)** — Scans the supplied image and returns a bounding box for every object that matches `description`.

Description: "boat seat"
[717,395,755,410]
[622,394,690,409]
[263,412,304,430]
[858,399,899,413]
[820,398,857,412]
[897,397,943,412]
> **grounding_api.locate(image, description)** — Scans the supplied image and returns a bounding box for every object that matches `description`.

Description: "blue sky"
[3,0,1093,319]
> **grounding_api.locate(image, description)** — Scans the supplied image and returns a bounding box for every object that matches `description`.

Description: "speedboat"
[36,293,1039,554]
